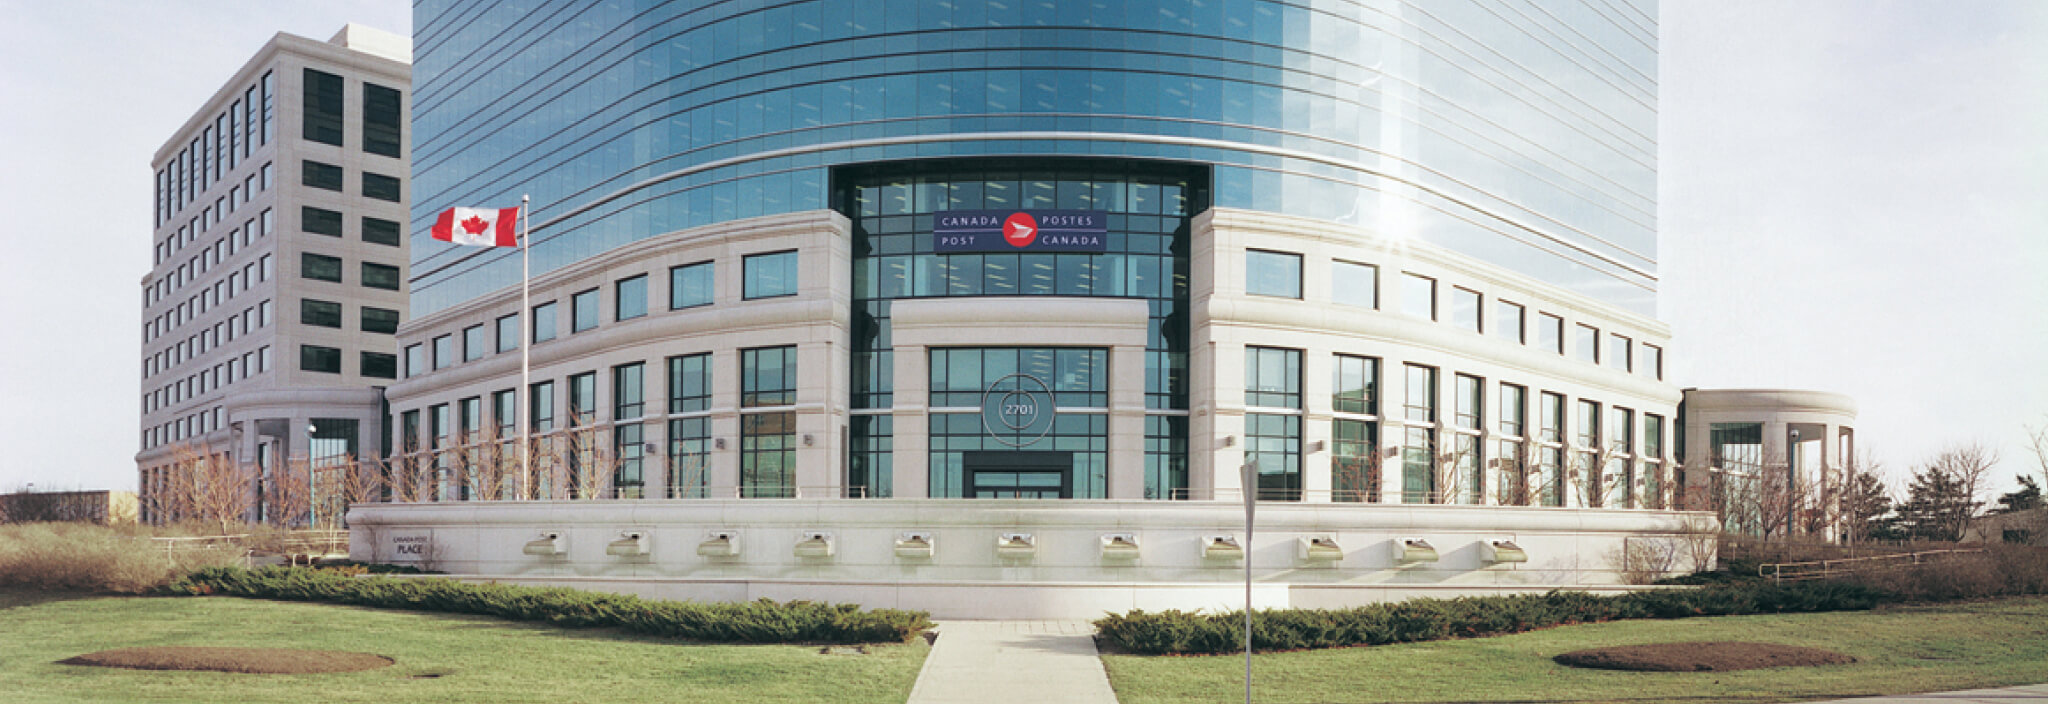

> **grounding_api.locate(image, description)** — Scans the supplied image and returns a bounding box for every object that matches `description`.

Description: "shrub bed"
[161,566,934,644]
[1095,581,1892,655]
[0,523,244,594]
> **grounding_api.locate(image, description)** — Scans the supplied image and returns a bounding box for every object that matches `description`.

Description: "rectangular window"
[404,344,424,377]
[1611,406,1636,508]
[363,82,403,158]
[1609,334,1632,372]
[362,262,400,290]
[1642,344,1664,380]
[1244,250,1302,298]
[529,381,555,433]
[1402,364,1437,504]
[1333,418,1378,503]
[361,306,399,334]
[741,346,798,407]
[302,206,342,237]
[1451,287,1482,333]
[740,411,796,498]
[260,71,274,143]
[1333,354,1378,416]
[1496,383,1529,504]
[301,253,342,283]
[1643,413,1666,509]
[300,298,341,328]
[432,334,452,370]
[614,362,645,419]
[532,301,557,342]
[361,351,397,379]
[1402,273,1436,320]
[463,324,486,362]
[1245,413,1302,501]
[495,313,519,353]
[614,421,645,499]
[1499,384,1527,438]
[302,68,344,146]
[362,217,401,246]
[362,172,401,202]
[615,274,647,321]
[668,417,711,498]
[1243,346,1302,409]
[668,353,711,413]
[1494,300,1525,343]
[1454,374,1484,430]
[1540,391,1566,506]
[742,250,798,299]
[302,160,343,191]
[300,344,341,373]
[571,288,599,332]
[670,261,713,309]
[1332,260,1376,308]
[1575,324,1600,363]
[1538,313,1564,354]
[568,372,597,426]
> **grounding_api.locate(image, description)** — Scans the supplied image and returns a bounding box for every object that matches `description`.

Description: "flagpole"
[519,195,532,501]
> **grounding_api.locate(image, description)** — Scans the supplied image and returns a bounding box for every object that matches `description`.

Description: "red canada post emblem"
[1002,212,1038,248]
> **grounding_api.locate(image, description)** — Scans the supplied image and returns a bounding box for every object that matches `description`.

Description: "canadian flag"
[431,207,520,247]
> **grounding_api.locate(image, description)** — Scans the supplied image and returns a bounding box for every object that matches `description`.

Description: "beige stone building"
[136,25,410,525]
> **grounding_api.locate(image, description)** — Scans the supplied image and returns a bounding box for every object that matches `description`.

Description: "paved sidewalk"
[1802,684,2048,702]
[906,620,1119,704]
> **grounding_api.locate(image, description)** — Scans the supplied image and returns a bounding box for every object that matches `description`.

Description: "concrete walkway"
[906,620,1118,704]
[1802,684,2048,702]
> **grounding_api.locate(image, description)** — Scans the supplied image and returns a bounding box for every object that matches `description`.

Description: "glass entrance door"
[965,451,1072,499]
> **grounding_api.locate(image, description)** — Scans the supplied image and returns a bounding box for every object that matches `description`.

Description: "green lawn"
[0,590,928,704]
[1102,597,2048,703]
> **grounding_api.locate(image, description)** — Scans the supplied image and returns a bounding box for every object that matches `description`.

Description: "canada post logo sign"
[934,210,1107,253]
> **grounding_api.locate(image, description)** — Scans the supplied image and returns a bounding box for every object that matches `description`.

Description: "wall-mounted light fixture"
[1307,440,1326,453]
[523,531,565,556]
[1394,537,1439,564]
[794,531,835,558]
[1221,435,1236,448]
[606,531,648,557]
[1298,536,1343,563]
[1485,539,1528,564]
[894,532,934,559]
[1203,534,1244,561]
[1100,533,1141,561]
[713,438,727,450]
[996,532,1036,558]
[697,531,739,558]
[802,434,815,446]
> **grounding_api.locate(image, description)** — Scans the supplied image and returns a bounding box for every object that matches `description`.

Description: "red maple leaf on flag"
[461,215,491,235]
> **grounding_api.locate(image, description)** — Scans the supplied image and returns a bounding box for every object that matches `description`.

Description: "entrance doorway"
[964,451,1072,499]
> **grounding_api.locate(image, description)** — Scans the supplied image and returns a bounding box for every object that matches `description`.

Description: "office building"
[355,1,1703,617]
[137,25,411,525]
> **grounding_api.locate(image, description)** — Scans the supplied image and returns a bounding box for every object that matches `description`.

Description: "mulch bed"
[60,647,394,674]
[1555,642,1855,672]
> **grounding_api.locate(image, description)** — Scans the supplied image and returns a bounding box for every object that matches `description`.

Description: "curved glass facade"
[411,0,1658,316]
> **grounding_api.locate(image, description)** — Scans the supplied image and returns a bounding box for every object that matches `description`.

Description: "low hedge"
[1096,581,1892,655]
[162,567,934,645]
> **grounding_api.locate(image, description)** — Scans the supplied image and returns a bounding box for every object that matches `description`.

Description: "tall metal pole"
[1241,456,1256,704]
[519,195,532,500]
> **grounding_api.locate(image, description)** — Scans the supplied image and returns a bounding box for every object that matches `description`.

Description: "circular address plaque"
[981,373,1056,447]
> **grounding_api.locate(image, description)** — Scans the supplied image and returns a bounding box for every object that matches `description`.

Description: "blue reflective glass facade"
[412,0,1658,316]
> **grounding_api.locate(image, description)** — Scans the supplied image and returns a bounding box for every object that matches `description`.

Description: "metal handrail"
[1759,548,1985,582]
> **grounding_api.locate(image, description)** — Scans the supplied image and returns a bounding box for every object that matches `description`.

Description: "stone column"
[1107,343,1148,499]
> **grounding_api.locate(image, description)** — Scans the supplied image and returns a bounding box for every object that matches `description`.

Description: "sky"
[0,1,2041,498]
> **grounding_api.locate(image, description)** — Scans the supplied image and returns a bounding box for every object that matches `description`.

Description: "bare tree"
[2025,418,2048,485]
[264,456,314,528]
[166,444,255,535]
[1569,443,1625,509]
